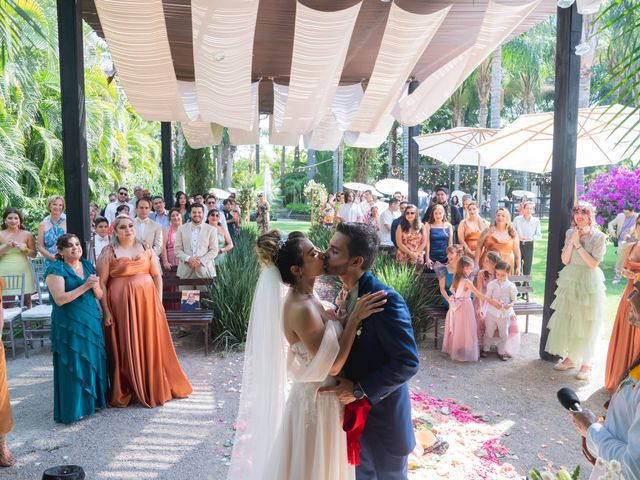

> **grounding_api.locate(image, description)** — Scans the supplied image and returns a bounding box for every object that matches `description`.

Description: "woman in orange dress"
[0,278,15,467]
[98,215,192,408]
[604,218,640,391]
[475,207,521,275]
[457,202,489,258]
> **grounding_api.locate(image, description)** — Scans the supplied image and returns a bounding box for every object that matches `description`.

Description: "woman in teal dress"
[38,195,67,268]
[207,209,234,265]
[45,233,107,424]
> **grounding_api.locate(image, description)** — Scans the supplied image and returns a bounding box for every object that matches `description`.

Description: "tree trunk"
[307,149,316,180]
[216,146,223,187]
[476,58,492,129]
[489,47,502,217]
[354,148,371,183]
[333,148,339,193]
[389,122,398,175]
[255,144,260,175]
[280,146,286,192]
[224,145,234,190]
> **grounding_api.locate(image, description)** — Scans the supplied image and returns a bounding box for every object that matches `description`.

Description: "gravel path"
[4,315,610,479]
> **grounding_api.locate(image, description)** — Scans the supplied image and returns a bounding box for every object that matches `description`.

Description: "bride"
[227,230,386,480]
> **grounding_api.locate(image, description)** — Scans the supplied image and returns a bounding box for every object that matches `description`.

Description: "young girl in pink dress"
[475,251,501,343]
[442,256,501,362]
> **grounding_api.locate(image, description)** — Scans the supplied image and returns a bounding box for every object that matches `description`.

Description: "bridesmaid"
[0,208,37,308]
[98,215,192,408]
[45,234,108,424]
[206,209,234,266]
[0,278,15,467]
[37,195,67,267]
[604,216,640,391]
[457,202,489,258]
[475,207,521,275]
[161,208,183,271]
[424,204,453,271]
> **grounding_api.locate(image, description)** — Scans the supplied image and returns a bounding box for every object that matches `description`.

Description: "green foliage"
[303,179,328,225]
[285,202,311,214]
[371,255,437,331]
[236,186,256,223]
[528,466,580,480]
[207,226,260,345]
[183,143,213,197]
[307,224,334,251]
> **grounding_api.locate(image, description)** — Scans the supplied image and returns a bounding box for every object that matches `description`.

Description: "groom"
[322,222,420,479]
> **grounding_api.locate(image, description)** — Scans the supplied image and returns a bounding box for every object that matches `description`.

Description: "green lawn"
[264,219,312,234]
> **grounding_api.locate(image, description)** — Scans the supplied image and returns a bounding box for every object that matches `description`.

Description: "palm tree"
[489,47,503,217]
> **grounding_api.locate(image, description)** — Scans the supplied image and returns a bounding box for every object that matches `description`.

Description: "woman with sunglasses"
[604,216,640,391]
[395,204,426,265]
[207,209,234,265]
[545,202,607,381]
[161,208,183,271]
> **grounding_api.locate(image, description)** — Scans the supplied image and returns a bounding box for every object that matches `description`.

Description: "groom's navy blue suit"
[343,271,420,480]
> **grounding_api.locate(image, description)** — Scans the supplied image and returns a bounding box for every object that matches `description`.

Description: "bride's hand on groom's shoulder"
[352,291,387,323]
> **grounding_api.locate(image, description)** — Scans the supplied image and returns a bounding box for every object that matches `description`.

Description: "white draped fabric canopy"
[89,0,560,150]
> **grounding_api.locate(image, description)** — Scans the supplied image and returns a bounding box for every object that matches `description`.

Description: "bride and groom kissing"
[228,222,420,480]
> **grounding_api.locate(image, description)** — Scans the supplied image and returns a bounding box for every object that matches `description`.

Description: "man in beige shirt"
[133,198,163,257]
[174,203,219,279]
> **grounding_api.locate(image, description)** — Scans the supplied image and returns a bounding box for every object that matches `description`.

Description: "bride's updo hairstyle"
[256,230,307,286]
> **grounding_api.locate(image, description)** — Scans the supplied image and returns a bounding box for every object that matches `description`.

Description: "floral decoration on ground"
[409,391,519,479]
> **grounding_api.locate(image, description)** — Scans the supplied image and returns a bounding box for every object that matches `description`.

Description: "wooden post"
[56,0,89,253]
[407,80,420,206]
[540,4,582,360]
[161,122,173,207]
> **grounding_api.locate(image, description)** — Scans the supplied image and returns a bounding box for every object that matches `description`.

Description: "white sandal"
[553,360,575,371]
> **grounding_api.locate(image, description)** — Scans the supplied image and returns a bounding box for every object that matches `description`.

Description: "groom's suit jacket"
[342,271,420,456]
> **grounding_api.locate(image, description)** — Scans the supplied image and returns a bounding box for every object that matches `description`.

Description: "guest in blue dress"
[424,204,453,272]
[45,234,107,424]
[434,245,464,307]
[37,195,67,268]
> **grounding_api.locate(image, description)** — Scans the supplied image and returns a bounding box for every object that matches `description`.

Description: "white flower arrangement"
[595,458,626,480]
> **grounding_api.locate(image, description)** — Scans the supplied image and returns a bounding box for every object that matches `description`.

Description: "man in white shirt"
[608,205,639,283]
[337,191,364,223]
[359,190,376,220]
[174,203,219,280]
[133,198,163,257]
[150,195,170,229]
[91,216,110,264]
[378,198,401,254]
[512,201,542,277]
[104,187,135,223]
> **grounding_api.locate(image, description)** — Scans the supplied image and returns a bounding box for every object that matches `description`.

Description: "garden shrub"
[285,202,311,215]
[307,224,334,251]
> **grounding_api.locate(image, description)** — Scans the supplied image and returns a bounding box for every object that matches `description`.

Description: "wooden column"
[540,4,582,360]
[56,0,89,252]
[407,80,420,206]
[161,122,173,208]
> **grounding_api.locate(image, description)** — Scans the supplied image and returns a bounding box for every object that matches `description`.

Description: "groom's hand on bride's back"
[319,377,356,405]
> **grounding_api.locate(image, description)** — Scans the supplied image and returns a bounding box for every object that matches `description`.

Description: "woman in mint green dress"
[45,234,107,424]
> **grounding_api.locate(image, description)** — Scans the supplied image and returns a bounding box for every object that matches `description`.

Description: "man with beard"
[321,222,419,480]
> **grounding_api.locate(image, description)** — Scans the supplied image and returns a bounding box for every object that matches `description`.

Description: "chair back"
[30,256,49,305]
[1,273,26,309]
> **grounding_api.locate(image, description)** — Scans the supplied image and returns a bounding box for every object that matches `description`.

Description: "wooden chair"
[1,273,26,359]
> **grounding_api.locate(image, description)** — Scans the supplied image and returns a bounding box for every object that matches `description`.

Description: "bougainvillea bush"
[580,166,640,227]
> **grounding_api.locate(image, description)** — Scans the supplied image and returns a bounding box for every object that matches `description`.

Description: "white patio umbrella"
[343,182,376,193]
[209,188,231,199]
[375,178,408,196]
[474,105,640,173]
[414,127,497,200]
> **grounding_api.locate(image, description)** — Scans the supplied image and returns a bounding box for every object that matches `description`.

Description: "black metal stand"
[161,122,173,208]
[407,80,420,206]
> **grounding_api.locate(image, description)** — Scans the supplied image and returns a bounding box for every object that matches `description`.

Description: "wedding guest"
[569,299,640,479]
[457,202,489,258]
[367,205,380,232]
[161,208,183,271]
[132,185,144,202]
[461,194,472,219]
[150,196,170,229]
[360,190,376,221]
[395,204,425,265]
[97,216,192,407]
[545,201,606,381]
[0,278,14,467]
[174,204,219,280]
[481,261,519,360]
[424,204,453,271]
[223,199,239,240]
[390,201,408,249]
[194,194,205,206]
[91,216,110,263]
[207,209,234,266]
[0,208,36,307]
[512,201,541,277]
[475,251,502,343]
[379,198,401,254]
[46,234,107,423]
[475,207,521,275]
[323,193,336,227]
[89,203,99,233]
[608,204,638,284]
[335,191,345,207]
[104,187,135,223]
[175,191,190,223]
[434,244,464,307]
[133,198,163,257]
[518,195,529,216]
[422,187,462,234]
[336,191,364,223]
[442,256,499,362]
[255,193,270,234]
[604,216,640,391]
[37,195,67,267]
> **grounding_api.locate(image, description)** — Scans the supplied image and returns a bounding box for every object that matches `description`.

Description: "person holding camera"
[255,193,270,234]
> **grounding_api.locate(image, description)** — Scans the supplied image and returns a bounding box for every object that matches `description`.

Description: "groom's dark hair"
[336,222,379,271]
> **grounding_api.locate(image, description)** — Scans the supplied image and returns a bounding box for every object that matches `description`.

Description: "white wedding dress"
[263,319,355,480]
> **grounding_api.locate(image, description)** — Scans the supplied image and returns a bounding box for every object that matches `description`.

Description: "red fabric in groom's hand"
[343,399,372,465]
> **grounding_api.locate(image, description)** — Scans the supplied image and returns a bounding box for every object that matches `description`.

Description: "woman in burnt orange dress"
[0,278,15,467]
[475,207,521,275]
[97,215,192,408]
[457,201,489,258]
[604,218,640,392]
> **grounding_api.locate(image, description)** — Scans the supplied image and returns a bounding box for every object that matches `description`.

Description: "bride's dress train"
[264,320,355,480]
